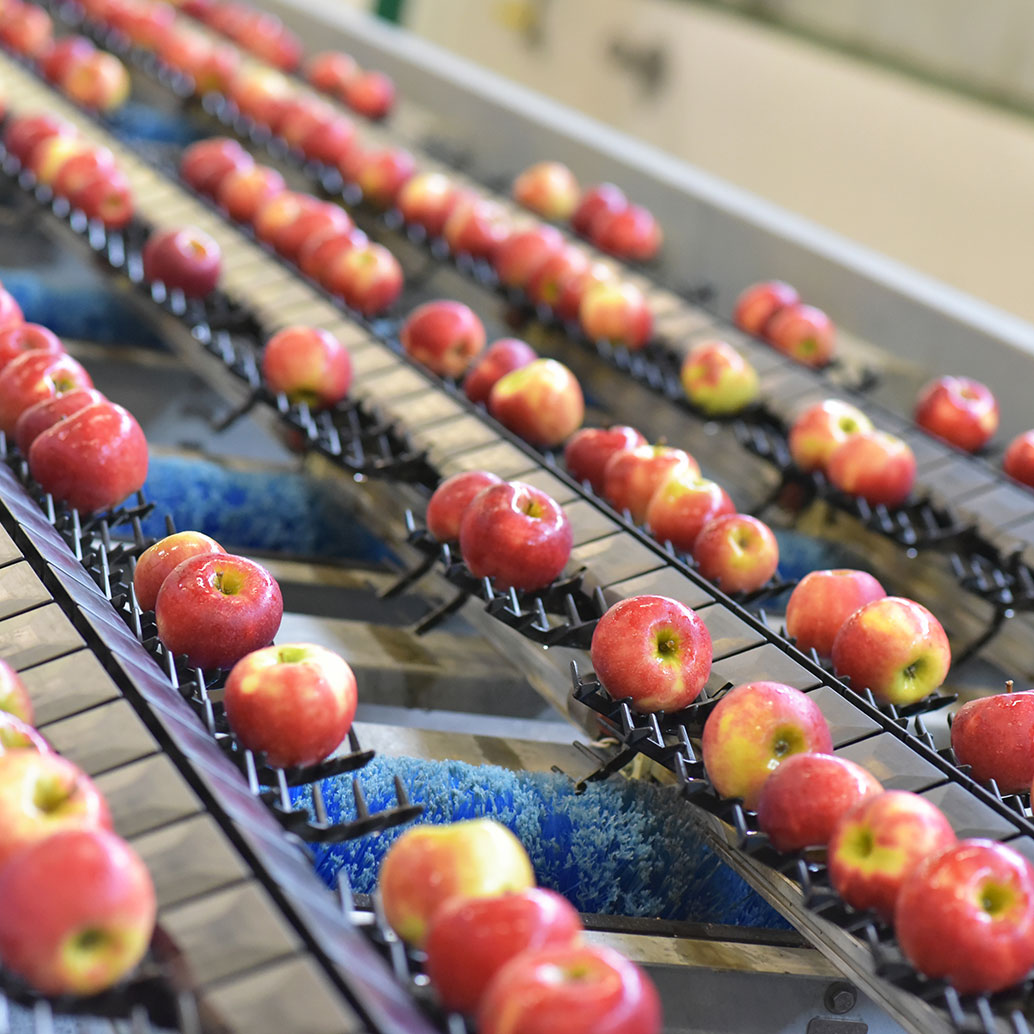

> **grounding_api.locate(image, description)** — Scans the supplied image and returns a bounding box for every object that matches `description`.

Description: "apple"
[733,280,800,336]
[52,146,115,199]
[242,13,301,71]
[0,751,111,868]
[228,66,293,127]
[396,171,464,237]
[828,789,956,921]
[353,147,415,209]
[155,552,283,669]
[511,161,581,221]
[590,594,712,713]
[120,2,176,49]
[788,399,873,474]
[579,281,652,350]
[343,69,395,120]
[571,182,626,238]
[765,303,836,367]
[60,50,131,112]
[223,643,357,768]
[784,568,886,659]
[463,338,537,406]
[478,943,661,1034]
[400,300,486,379]
[563,425,647,494]
[252,191,310,247]
[299,226,367,284]
[275,201,351,263]
[701,680,833,809]
[442,196,511,261]
[489,358,584,448]
[157,26,214,79]
[0,351,93,435]
[299,113,357,168]
[14,387,105,455]
[950,683,1034,794]
[756,753,882,853]
[826,430,916,508]
[644,470,735,553]
[40,36,93,84]
[459,480,572,592]
[589,203,662,262]
[30,135,91,186]
[134,530,225,612]
[216,164,286,223]
[896,839,1034,994]
[275,96,336,153]
[179,137,253,197]
[692,513,779,594]
[0,828,156,996]
[2,113,76,167]
[0,322,63,374]
[426,888,582,1015]
[70,166,134,229]
[914,375,999,453]
[426,470,503,543]
[141,226,221,298]
[492,226,565,290]
[0,288,22,333]
[526,245,589,311]
[328,242,403,316]
[0,713,50,755]
[261,325,352,409]
[0,657,33,726]
[192,40,240,94]
[0,3,51,58]
[378,818,535,947]
[680,339,759,416]
[1004,430,1034,489]
[602,444,698,524]
[305,50,358,95]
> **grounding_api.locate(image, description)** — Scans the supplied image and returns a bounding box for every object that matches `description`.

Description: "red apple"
[216,164,286,223]
[192,41,240,94]
[30,135,92,186]
[157,26,214,78]
[784,568,886,659]
[0,713,50,755]
[299,226,366,283]
[756,753,882,853]
[426,470,504,543]
[155,552,283,669]
[0,751,111,867]
[261,325,352,408]
[563,424,647,494]
[442,196,511,261]
[0,657,33,726]
[353,147,415,209]
[828,790,956,921]
[223,643,357,768]
[14,387,105,455]
[179,137,253,196]
[692,513,779,594]
[275,96,336,152]
[701,680,833,809]
[489,358,585,448]
[343,69,395,120]
[300,113,357,168]
[229,66,292,127]
[644,470,735,553]
[396,171,464,237]
[134,530,225,612]
[378,818,535,947]
[252,191,309,246]
[831,596,951,706]
[142,226,221,297]
[590,594,712,713]
[788,399,874,474]
[826,430,916,508]
[305,50,358,95]
[1004,431,1034,489]
[0,828,156,996]
[70,165,134,229]
[478,943,661,1034]
[3,113,76,167]
[400,300,486,379]
[243,15,301,71]
[602,444,698,524]
[426,888,583,1015]
[896,839,1034,994]
[571,182,627,238]
[914,375,999,453]
[765,303,836,367]
[558,261,618,324]
[526,245,589,311]
[328,242,403,316]
[733,280,800,336]
[680,339,759,416]
[579,281,652,350]
[0,322,63,374]
[950,684,1034,794]
[590,203,662,262]
[492,226,565,290]
[512,161,580,222]
[459,480,572,591]
[0,288,22,333]
[0,3,52,58]
[40,36,93,84]
[463,338,537,405]
[60,50,131,112]
[277,202,351,264]
[0,351,93,435]
[52,145,115,199]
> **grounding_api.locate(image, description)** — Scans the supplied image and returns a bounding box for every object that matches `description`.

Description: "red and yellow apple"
[489,358,585,448]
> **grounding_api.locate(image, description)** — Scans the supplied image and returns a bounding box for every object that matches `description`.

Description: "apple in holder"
[400,300,486,379]
[3,113,76,168]
[443,197,511,261]
[155,553,283,669]
[142,226,221,298]
[733,280,800,336]
[644,470,735,553]
[564,425,647,494]
[692,513,778,594]
[343,69,395,120]
[489,358,585,448]
[571,182,627,237]
[492,226,565,290]
[53,146,115,200]
[463,338,537,406]
[756,753,882,853]
[305,50,358,94]
[590,594,712,713]
[526,245,589,311]
[0,288,22,333]
[353,146,415,209]
[261,325,352,409]
[0,351,93,435]
[0,828,156,996]
[427,888,582,1015]
[396,171,464,237]
[788,399,873,474]
[276,97,337,152]
[512,161,581,221]
[217,164,286,223]
[0,322,63,373]
[896,839,1034,994]
[680,340,759,416]
[556,260,614,324]
[784,568,886,659]
[914,375,998,453]
[327,242,403,316]
[0,751,111,867]
[765,303,836,367]
[950,682,1034,794]
[0,4,52,58]
[1004,431,1034,489]
[701,681,833,809]
[300,114,357,169]
[30,135,92,186]
[0,657,33,726]
[253,191,309,247]
[277,201,352,261]
[831,595,950,707]
[61,50,131,112]
[224,643,357,769]
[426,471,503,543]
[459,481,572,592]
[41,37,93,84]
[180,137,253,196]
[72,165,134,229]
[14,387,105,455]
[602,444,698,524]
[826,430,916,508]
[828,790,956,921]
[590,203,662,262]
[300,227,367,283]
[134,530,225,612]
[229,66,293,127]
[0,713,50,755]
[379,818,535,947]
[579,281,652,350]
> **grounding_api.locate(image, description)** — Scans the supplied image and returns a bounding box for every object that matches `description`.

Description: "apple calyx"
[520,497,544,519]
[980,881,1014,917]
[276,645,309,664]
[654,629,679,660]
[211,569,243,595]
[770,725,805,762]
[34,777,71,814]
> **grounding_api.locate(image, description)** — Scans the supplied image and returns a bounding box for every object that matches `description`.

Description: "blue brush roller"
[294,756,789,928]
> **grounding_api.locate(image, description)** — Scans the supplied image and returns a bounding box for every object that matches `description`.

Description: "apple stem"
[1006,679,1015,693]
